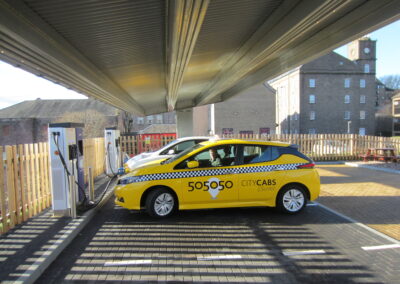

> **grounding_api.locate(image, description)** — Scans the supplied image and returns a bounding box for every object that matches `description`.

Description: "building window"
[344,95,351,104]
[137,117,144,124]
[146,115,153,124]
[156,115,163,124]
[360,111,366,120]
[259,128,270,135]
[309,79,315,88]
[344,78,350,88]
[344,111,351,120]
[309,128,316,134]
[309,95,315,104]
[360,79,366,88]
[360,95,366,104]
[359,128,366,136]
[364,64,370,73]
[309,111,315,120]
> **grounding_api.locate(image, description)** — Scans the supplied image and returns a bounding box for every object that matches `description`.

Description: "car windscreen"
[158,139,179,154]
[162,144,203,164]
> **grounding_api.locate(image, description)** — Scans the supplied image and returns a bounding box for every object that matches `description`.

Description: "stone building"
[0,99,120,146]
[269,37,387,136]
[193,84,276,136]
[0,98,176,146]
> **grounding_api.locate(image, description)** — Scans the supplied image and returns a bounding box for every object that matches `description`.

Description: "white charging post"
[105,127,121,176]
[48,123,84,217]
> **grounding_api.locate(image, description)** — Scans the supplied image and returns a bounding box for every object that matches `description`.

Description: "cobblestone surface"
[39,197,400,283]
[317,164,400,240]
[352,161,400,171]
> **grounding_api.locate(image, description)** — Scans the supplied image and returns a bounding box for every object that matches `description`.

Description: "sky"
[0,20,399,110]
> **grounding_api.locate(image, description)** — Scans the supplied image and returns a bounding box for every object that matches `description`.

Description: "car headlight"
[118,176,141,185]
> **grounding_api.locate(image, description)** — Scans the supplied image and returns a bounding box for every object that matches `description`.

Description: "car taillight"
[297,163,315,169]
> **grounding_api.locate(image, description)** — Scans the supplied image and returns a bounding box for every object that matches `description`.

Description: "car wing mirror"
[168,149,175,155]
[187,160,199,169]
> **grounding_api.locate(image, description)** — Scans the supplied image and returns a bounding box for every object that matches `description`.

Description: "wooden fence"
[120,134,177,157]
[222,134,400,161]
[0,143,51,234]
[1,138,105,235]
[83,137,106,182]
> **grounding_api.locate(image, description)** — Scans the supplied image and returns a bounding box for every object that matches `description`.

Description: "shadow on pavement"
[38,200,387,283]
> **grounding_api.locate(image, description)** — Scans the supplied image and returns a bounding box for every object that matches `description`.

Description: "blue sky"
[335,19,400,77]
[0,19,399,110]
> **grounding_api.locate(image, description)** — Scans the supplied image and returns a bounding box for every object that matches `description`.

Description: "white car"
[125,136,210,171]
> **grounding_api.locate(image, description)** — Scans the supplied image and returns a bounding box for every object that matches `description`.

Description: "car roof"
[199,139,291,147]
[175,136,211,141]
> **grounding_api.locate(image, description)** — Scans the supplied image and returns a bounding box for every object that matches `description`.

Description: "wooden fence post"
[24,144,32,218]
[44,143,51,208]
[12,145,22,224]
[19,144,28,222]
[0,146,8,233]
[5,146,16,229]
[30,144,38,216]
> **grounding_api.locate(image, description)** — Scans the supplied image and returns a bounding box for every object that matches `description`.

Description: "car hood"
[126,154,173,171]
[125,159,171,177]
[127,152,154,163]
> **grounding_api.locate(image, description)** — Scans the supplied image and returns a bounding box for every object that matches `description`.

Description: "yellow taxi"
[115,139,320,217]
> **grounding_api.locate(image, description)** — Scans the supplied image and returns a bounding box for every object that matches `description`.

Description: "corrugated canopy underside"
[1,0,399,115]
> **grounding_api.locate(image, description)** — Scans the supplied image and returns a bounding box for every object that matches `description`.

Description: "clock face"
[364,47,370,54]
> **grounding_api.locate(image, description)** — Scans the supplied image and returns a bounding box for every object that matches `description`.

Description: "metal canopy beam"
[0,0,399,116]
[0,0,145,115]
[195,0,400,106]
[219,0,400,103]
[166,0,209,111]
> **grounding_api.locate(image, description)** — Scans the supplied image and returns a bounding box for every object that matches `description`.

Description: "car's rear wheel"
[277,185,307,214]
[146,189,176,218]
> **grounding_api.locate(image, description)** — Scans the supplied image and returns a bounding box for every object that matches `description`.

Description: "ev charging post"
[105,127,121,176]
[48,123,84,217]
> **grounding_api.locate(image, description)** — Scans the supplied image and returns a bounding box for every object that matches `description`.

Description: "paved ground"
[317,164,400,240]
[38,165,400,283]
[38,201,399,283]
[0,175,115,283]
[2,165,399,283]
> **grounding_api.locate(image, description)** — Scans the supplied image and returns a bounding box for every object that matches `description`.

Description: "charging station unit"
[105,127,121,176]
[48,123,85,216]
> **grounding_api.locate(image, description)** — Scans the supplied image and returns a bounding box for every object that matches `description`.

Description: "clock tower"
[347,37,376,74]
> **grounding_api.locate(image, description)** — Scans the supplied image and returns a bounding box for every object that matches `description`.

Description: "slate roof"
[0,99,118,118]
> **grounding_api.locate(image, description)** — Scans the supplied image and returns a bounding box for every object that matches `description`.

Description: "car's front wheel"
[146,189,177,218]
[277,185,307,214]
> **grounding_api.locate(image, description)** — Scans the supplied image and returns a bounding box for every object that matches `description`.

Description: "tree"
[120,111,136,133]
[54,109,108,138]
[379,74,400,89]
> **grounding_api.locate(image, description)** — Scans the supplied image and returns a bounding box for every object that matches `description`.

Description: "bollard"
[88,167,94,202]
[69,175,77,219]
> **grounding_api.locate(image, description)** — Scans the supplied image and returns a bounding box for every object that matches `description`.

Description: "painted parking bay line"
[282,250,326,256]
[104,259,152,266]
[362,244,400,251]
[197,255,242,261]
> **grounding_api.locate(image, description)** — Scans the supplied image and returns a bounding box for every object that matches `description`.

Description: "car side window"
[242,145,279,164]
[176,145,238,169]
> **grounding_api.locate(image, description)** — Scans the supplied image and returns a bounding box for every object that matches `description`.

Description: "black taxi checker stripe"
[122,163,306,184]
